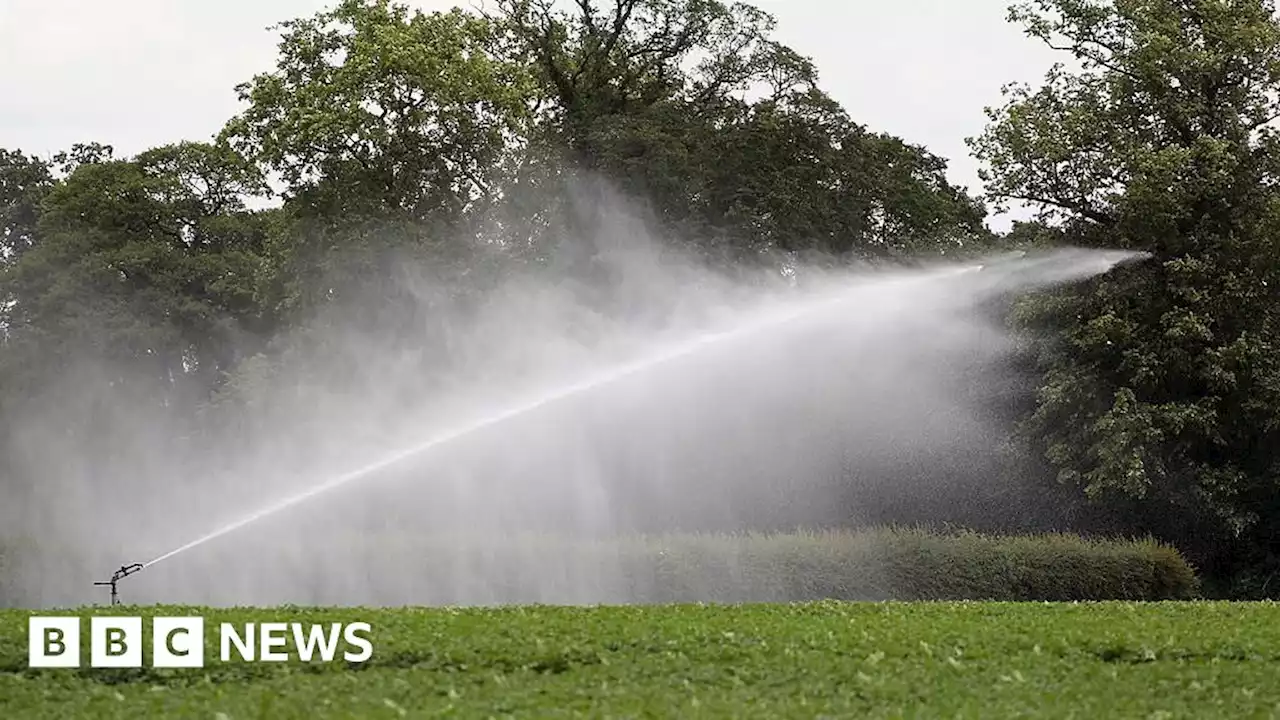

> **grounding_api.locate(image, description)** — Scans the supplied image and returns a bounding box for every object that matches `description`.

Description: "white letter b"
[28,617,80,668]
[90,617,142,668]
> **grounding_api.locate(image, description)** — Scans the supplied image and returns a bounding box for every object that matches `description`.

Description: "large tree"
[494,0,990,259]
[220,0,546,317]
[1,142,273,396]
[223,0,539,223]
[971,0,1280,590]
[219,0,993,319]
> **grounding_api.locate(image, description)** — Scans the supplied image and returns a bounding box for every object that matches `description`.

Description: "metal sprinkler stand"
[93,563,145,606]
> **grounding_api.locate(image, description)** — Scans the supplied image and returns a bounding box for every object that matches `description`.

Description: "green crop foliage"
[1,602,1278,718]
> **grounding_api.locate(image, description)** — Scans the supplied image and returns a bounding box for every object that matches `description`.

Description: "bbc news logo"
[28,616,373,668]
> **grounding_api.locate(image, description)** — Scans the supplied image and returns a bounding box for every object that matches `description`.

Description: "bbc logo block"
[28,616,371,668]
[90,617,142,667]
[27,617,79,668]
[29,616,205,668]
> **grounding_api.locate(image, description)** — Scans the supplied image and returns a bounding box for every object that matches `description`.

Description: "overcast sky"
[0,0,1061,229]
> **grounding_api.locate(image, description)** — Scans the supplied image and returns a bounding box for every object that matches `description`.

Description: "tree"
[220,0,550,319]
[223,0,539,225]
[0,149,55,266]
[2,142,274,396]
[970,0,1280,589]
[495,0,990,260]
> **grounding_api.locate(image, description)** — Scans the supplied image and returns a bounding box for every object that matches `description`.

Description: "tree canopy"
[6,0,1280,595]
[971,0,1280,591]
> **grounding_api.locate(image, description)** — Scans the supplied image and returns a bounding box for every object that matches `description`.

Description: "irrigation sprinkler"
[93,563,145,606]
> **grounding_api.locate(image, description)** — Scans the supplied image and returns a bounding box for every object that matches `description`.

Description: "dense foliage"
[970,0,1280,594]
[5,603,1279,716]
[4,0,1280,594]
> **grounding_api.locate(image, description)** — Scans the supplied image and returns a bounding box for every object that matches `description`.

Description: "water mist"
[0,187,1145,607]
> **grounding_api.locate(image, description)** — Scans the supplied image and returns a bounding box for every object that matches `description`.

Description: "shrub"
[611,527,1198,602]
[857,527,1198,601]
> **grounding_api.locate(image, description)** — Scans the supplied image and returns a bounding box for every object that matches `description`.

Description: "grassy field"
[2,602,1278,718]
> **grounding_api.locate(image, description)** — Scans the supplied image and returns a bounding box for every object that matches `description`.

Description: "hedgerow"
[611,527,1198,602]
[0,527,1197,607]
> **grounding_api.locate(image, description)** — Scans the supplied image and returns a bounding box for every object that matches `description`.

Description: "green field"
[2,602,1279,718]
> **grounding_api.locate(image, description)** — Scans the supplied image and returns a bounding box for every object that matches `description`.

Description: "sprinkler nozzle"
[93,563,145,606]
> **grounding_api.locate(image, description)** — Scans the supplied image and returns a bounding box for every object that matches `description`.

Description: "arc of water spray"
[139,265,984,571]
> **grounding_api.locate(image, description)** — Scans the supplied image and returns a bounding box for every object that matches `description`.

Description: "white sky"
[0,0,1061,230]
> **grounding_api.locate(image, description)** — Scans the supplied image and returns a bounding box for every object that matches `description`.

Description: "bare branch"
[1000,191,1114,225]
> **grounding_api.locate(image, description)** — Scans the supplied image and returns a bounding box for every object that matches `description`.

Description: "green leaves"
[223,0,538,223]
[492,0,990,258]
[978,0,1280,579]
[18,600,1280,717]
[1,143,275,394]
[0,149,55,264]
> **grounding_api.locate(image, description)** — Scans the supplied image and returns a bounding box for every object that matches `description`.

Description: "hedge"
[1,527,1198,606]
[609,527,1198,603]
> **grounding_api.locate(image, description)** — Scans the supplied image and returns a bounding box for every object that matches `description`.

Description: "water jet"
[82,247,1146,606]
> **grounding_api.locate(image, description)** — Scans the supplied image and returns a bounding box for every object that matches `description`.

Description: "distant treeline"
[3,0,1280,596]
